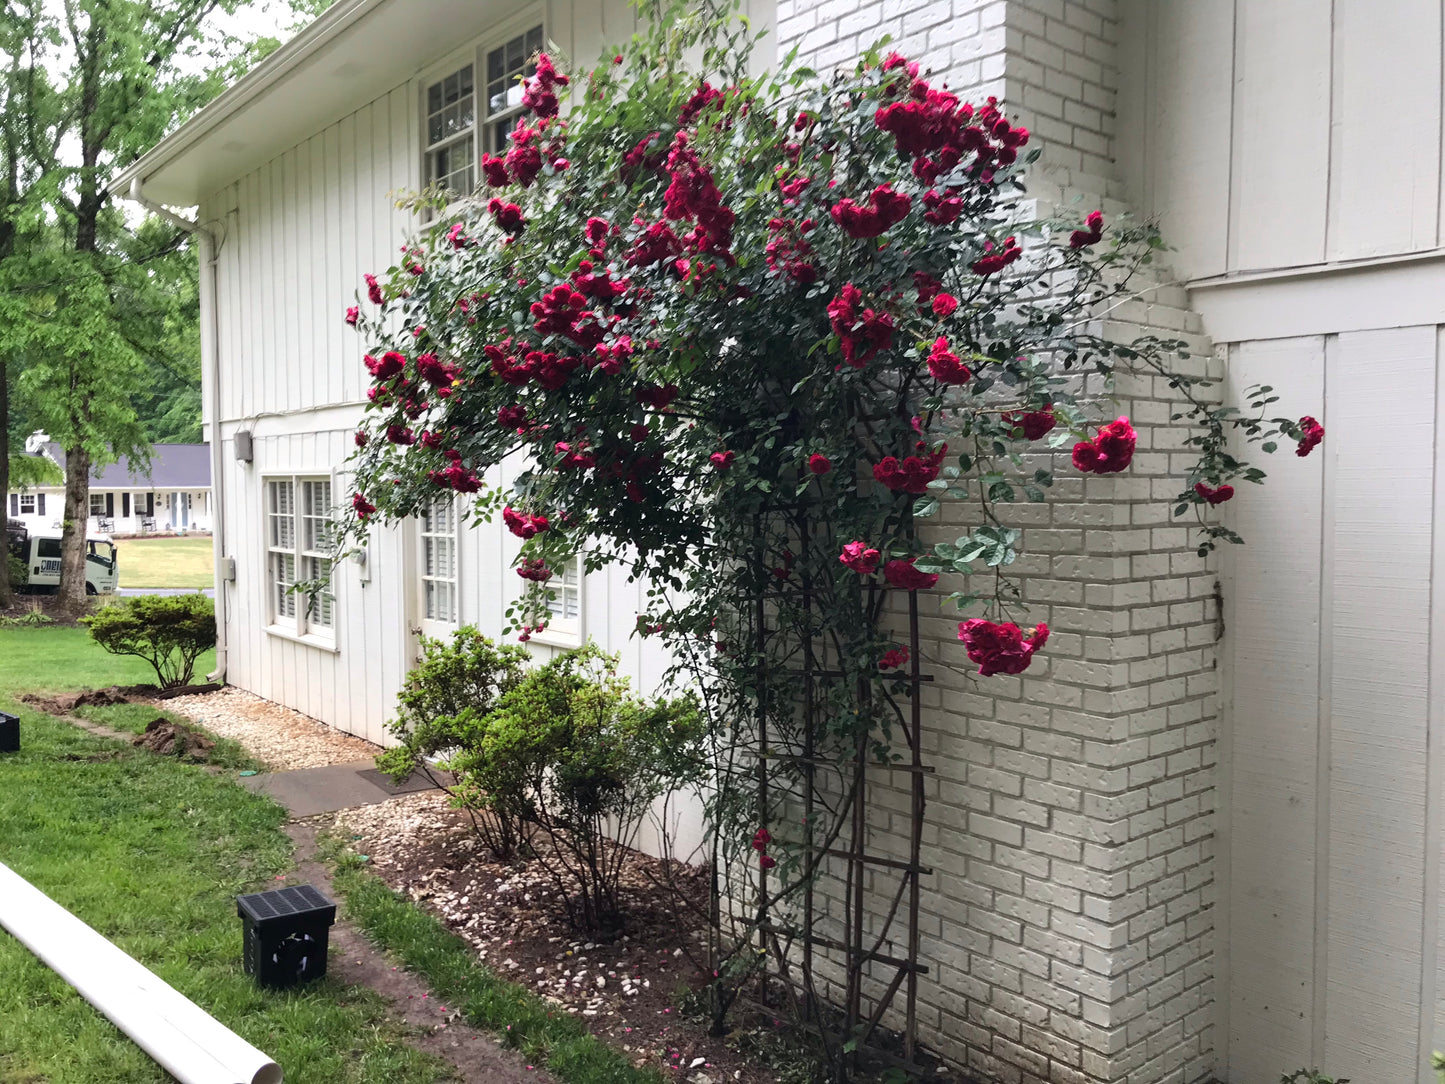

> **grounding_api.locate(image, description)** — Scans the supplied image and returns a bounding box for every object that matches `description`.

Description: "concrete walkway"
[237,758,449,818]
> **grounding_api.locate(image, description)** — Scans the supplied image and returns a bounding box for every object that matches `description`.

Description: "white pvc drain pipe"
[0,861,282,1084]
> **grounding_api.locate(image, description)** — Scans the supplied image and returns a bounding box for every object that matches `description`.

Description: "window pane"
[304,555,334,628]
[273,552,297,619]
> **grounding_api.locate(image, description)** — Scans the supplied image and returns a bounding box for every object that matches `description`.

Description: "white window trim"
[418,496,461,628]
[18,494,35,514]
[528,552,584,649]
[262,472,338,649]
[416,5,547,206]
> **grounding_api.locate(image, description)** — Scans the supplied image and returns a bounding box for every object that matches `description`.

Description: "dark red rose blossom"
[386,424,415,446]
[829,184,912,238]
[365,351,406,381]
[922,189,962,225]
[621,132,665,180]
[971,236,1022,275]
[827,283,895,369]
[1194,482,1235,505]
[353,430,368,448]
[1072,417,1137,475]
[883,558,939,591]
[1069,210,1104,249]
[932,293,959,317]
[759,854,777,870]
[839,541,880,574]
[522,53,569,118]
[926,338,971,385]
[345,305,359,325]
[878,647,909,671]
[873,444,946,494]
[481,154,509,187]
[635,383,679,410]
[352,492,377,519]
[751,828,771,852]
[626,219,683,267]
[679,81,724,125]
[488,198,526,234]
[709,450,735,471]
[517,557,553,582]
[808,453,832,475]
[416,352,461,389]
[1296,416,1325,457]
[497,404,529,430]
[584,216,612,249]
[1003,404,1057,441]
[364,273,383,305]
[958,619,1049,676]
[503,505,550,539]
[504,120,543,187]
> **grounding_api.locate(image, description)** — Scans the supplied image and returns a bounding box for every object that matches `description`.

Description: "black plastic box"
[0,712,17,753]
[236,884,336,989]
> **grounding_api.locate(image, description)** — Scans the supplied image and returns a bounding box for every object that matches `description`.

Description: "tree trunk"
[58,443,89,612]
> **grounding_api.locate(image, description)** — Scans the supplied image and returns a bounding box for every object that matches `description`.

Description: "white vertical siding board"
[1425,327,1445,1082]
[1328,0,1441,260]
[1322,326,1436,1082]
[338,113,360,404]
[1227,0,1331,271]
[1223,336,1324,1081]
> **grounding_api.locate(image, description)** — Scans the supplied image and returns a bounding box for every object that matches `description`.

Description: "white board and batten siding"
[1118,0,1445,281]
[198,0,769,758]
[1221,329,1445,1083]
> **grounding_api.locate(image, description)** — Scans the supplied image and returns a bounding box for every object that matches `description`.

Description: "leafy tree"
[82,593,216,688]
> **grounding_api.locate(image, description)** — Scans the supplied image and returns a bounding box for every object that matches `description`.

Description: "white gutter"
[129,178,229,684]
[0,861,281,1084]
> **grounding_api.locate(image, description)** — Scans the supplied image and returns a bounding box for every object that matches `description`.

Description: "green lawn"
[0,627,452,1083]
[114,535,214,590]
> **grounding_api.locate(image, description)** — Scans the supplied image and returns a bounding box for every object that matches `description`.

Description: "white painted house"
[7,435,212,535]
[112,2,1445,1082]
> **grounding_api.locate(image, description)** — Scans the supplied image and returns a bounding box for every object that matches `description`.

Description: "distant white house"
[7,433,212,535]
[110,2,1445,1082]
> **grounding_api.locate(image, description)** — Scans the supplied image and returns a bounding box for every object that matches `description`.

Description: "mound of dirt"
[20,687,130,714]
[132,717,215,760]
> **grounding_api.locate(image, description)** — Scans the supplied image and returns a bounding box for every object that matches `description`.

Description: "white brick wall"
[778,4,1219,1082]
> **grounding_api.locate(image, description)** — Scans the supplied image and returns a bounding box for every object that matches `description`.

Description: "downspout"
[128,178,228,684]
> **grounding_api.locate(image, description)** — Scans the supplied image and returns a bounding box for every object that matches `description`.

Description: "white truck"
[5,520,119,595]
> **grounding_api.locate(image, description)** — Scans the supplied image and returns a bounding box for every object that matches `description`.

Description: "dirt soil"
[336,793,788,1084]
[284,820,556,1084]
[132,717,215,759]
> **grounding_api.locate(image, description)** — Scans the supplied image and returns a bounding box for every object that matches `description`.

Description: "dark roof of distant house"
[38,442,211,490]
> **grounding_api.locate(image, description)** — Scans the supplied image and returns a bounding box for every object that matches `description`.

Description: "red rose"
[352,492,377,519]
[883,558,938,591]
[808,454,832,475]
[488,198,527,234]
[751,828,771,852]
[1003,404,1056,441]
[481,154,509,187]
[829,183,912,238]
[958,619,1049,676]
[1296,416,1325,457]
[971,237,1022,275]
[517,558,553,582]
[839,541,880,574]
[922,189,962,225]
[759,855,777,870]
[1194,482,1235,505]
[873,443,947,494]
[931,293,959,317]
[630,423,650,443]
[679,81,724,125]
[364,273,383,304]
[354,430,367,447]
[503,506,549,539]
[1068,210,1104,249]
[709,451,735,471]
[926,338,971,385]
[878,647,909,671]
[345,305,359,325]
[1071,417,1136,474]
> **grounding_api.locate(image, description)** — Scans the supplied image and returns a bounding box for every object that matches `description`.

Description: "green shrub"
[454,645,704,933]
[378,627,530,859]
[81,593,215,688]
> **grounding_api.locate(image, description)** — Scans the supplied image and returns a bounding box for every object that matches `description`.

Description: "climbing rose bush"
[339,0,1319,1036]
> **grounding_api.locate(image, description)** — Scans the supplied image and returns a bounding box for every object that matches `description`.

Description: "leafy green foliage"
[448,645,704,932]
[81,593,216,688]
[377,626,531,858]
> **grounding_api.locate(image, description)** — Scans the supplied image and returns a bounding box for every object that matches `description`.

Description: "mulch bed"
[335,794,806,1084]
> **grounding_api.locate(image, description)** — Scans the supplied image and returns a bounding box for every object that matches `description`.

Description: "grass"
[0,625,215,693]
[0,628,454,1083]
[114,535,214,590]
[325,840,665,1084]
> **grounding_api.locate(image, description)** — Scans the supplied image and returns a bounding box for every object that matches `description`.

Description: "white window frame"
[88,493,106,517]
[418,497,460,631]
[417,9,546,204]
[264,474,338,649]
[18,493,35,515]
[528,552,583,648]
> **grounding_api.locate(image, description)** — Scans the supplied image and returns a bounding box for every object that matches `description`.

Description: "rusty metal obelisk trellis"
[720,510,933,1077]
